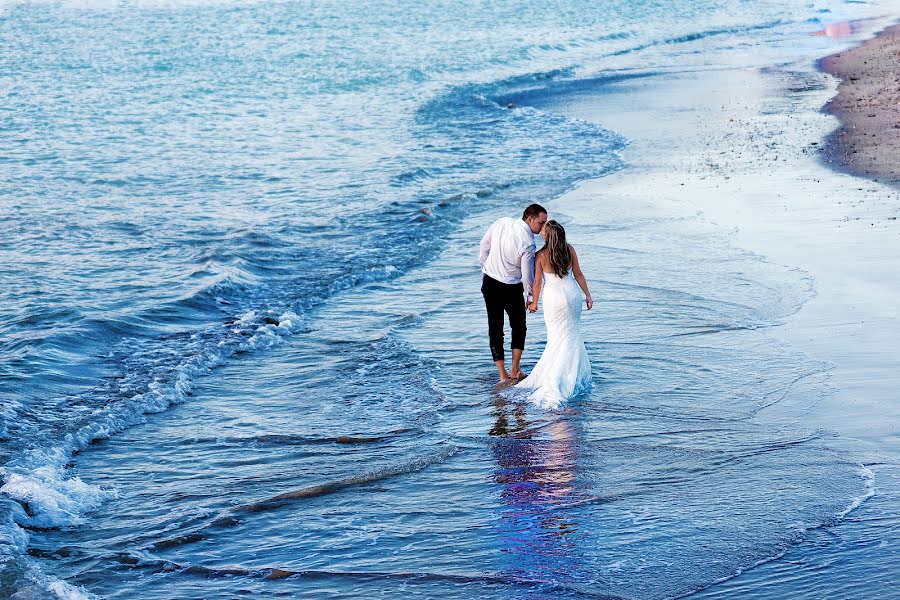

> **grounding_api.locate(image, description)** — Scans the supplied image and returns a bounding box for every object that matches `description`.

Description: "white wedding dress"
[512,269,591,409]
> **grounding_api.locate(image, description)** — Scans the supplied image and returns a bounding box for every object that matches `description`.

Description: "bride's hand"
[585,295,593,310]
[527,300,538,313]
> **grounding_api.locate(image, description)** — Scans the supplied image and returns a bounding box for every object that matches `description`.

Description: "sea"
[0,0,897,598]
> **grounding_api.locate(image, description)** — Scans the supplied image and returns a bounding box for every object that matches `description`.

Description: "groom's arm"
[520,245,535,303]
[479,226,493,267]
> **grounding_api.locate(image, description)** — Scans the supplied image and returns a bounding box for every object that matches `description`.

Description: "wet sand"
[821,23,900,186]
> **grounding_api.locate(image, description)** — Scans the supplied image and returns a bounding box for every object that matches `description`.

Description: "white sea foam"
[328,265,399,295]
[0,307,307,533]
[837,464,876,520]
[47,580,95,600]
[0,503,28,556]
[0,501,95,600]
[0,467,112,529]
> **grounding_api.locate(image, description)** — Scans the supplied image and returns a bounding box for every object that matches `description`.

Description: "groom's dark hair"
[522,203,547,220]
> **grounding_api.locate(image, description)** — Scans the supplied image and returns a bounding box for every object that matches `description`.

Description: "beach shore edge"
[820,21,900,186]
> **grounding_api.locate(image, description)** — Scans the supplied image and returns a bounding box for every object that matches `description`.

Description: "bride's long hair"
[543,220,570,278]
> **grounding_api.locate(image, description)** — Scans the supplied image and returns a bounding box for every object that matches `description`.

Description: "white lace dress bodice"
[512,270,591,409]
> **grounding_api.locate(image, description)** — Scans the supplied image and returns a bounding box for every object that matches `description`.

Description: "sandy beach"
[821,23,900,186]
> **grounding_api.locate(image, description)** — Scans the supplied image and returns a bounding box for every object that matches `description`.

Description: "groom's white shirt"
[479,217,536,301]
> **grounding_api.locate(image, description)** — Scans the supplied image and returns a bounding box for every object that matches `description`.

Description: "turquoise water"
[0,0,893,597]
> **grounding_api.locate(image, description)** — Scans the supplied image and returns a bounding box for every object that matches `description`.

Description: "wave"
[100,556,621,599]
[673,464,876,599]
[0,308,305,530]
[174,430,415,447]
[233,443,458,514]
[138,443,459,554]
[606,20,788,58]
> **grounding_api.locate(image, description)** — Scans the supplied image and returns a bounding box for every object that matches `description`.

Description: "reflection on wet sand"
[810,21,859,38]
[489,396,582,583]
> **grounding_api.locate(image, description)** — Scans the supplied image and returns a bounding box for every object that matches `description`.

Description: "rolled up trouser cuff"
[482,274,526,362]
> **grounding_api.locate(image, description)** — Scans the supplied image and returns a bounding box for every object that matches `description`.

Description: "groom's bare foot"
[493,360,509,382]
[510,370,527,380]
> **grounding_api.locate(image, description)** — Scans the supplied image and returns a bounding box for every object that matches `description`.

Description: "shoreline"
[820,22,900,186]
[529,25,899,594]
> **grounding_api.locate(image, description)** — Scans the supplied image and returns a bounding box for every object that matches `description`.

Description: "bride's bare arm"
[570,245,593,310]
[527,252,544,313]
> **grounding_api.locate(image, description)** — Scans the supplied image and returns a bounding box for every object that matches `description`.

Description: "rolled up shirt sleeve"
[520,244,535,301]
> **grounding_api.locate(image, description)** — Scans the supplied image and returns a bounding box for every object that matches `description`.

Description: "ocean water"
[0,0,894,598]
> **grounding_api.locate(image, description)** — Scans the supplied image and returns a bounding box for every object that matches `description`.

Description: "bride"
[512,220,592,409]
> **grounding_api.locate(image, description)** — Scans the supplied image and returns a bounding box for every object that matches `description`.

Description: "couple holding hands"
[479,204,592,409]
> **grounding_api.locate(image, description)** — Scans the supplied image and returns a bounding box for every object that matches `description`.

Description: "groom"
[479,203,548,382]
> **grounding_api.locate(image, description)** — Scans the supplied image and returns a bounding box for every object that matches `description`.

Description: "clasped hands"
[526,295,593,313]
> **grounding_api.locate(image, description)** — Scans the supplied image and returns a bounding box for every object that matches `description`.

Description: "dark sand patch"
[820,23,900,186]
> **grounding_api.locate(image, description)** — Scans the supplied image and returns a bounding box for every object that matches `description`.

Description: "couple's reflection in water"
[489,394,585,588]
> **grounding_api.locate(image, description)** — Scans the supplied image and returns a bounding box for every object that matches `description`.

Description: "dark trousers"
[481,274,526,362]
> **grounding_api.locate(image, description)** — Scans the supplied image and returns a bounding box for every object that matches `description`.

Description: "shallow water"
[0,0,895,598]
[24,209,871,598]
